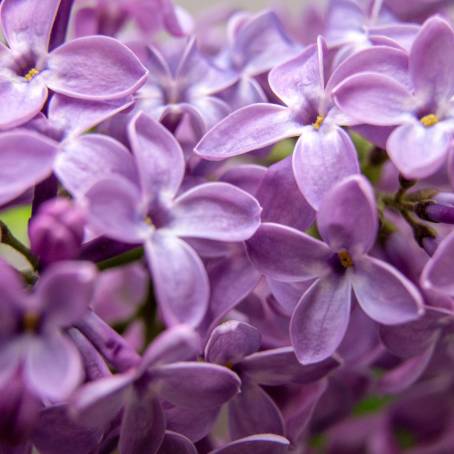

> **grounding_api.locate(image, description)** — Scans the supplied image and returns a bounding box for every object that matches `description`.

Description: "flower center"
[145,216,153,226]
[338,250,354,268]
[23,312,40,333]
[24,67,40,81]
[420,113,438,127]
[312,115,324,130]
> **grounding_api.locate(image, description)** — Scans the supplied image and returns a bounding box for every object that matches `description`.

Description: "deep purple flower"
[334,16,454,179]
[84,112,261,326]
[247,175,424,363]
[0,0,147,129]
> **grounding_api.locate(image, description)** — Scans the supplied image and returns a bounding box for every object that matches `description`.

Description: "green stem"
[96,247,144,271]
[0,220,38,270]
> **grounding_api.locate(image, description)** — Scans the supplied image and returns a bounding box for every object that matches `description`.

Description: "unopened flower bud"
[416,193,454,224]
[29,198,85,264]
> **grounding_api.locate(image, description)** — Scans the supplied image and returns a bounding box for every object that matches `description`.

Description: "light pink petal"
[293,125,360,210]
[290,274,352,365]
[146,233,209,327]
[352,256,424,325]
[195,104,301,160]
[1,0,59,51]
[45,36,148,100]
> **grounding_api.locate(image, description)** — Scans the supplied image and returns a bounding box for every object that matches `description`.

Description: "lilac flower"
[84,112,261,326]
[334,16,454,179]
[0,260,96,402]
[73,326,240,454]
[195,36,361,208]
[204,321,340,438]
[0,0,147,129]
[247,175,424,364]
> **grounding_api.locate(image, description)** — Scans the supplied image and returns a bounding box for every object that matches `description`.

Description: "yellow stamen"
[420,114,438,127]
[338,250,354,268]
[312,115,324,130]
[145,216,153,226]
[23,312,40,332]
[24,68,40,81]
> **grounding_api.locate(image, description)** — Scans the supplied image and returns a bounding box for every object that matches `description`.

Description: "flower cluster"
[0,0,453,453]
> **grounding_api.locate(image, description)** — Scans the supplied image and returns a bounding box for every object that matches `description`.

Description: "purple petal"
[387,121,452,179]
[55,134,137,197]
[228,381,284,439]
[220,164,267,196]
[120,394,165,454]
[293,125,360,209]
[48,94,134,139]
[211,434,290,454]
[71,372,134,428]
[421,231,454,296]
[159,431,197,454]
[1,0,59,51]
[188,96,231,132]
[290,274,352,364]
[45,36,148,100]
[128,111,185,200]
[267,279,313,316]
[85,177,150,243]
[37,261,96,327]
[333,73,413,126]
[0,130,58,206]
[0,76,48,129]
[352,256,424,325]
[410,16,454,103]
[195,104,301,160]
[141,325,200,370]
[268,43,323,109]
[205,321,261,365]
[146,234,209,327]
[25,333,83,401]
[237,347,340,385]
[152,362,241,409]
[246,223,331,282]
[317,175,378,255]
[168,182,261,241]
[257,156,315,230]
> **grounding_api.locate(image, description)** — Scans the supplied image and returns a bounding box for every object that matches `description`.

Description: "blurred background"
[180,0,306,12]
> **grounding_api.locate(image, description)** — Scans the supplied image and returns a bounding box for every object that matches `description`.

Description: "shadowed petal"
[387,120,453,179]
[317,175,377,255]
[205,321,261,365]
[120,394,165,454]
[293,126,360,209]
[237,347,340,385]
[168,182,261,241]
[153,362,241,409]
[210,434,290,454]
[45,36,148,100]
[333,73,413,126]
[159,431,197,454]
[0,130,58,206]
[128,112,185,200]
[246,223,331,282]
[195,104,301,160]
[290,274,352,364]
[421,231,454,296]
[410,16,454,103]
[228,381,284,439]
[352,256,424,325]
[1,0,59,51]
[146,234,209,327]
[25,333,83,401]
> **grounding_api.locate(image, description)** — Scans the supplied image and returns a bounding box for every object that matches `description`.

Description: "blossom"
[247,175,424,363]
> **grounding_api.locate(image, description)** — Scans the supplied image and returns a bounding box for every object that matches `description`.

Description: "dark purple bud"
[29,198,85,264]
[416,192,454,224]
